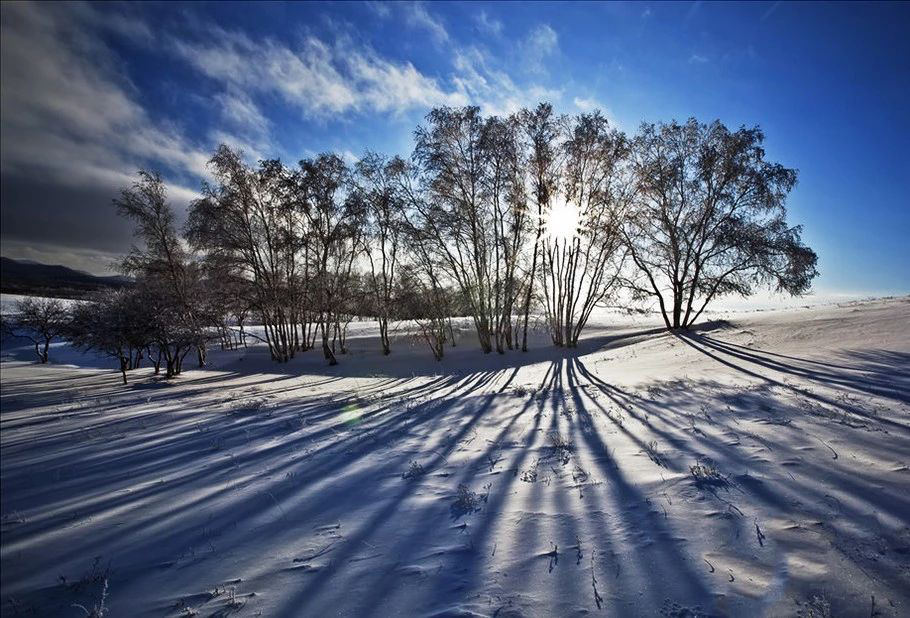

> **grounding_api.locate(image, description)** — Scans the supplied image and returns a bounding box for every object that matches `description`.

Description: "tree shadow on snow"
[2,327,909,616]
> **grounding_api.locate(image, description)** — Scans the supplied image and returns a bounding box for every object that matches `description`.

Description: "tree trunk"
[672,288,683,329]
[321,321,338,366]
[447,317,456,347]
[379,317,390,355]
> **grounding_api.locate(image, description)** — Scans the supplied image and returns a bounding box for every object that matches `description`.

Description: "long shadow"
[564,359,717,612]
[682,332,910,404]
[570,356,910,611]
[4,320,908,615]
[1,373,481,565]
[4,371,527,616]
[675,333,910,433]
[272,369,520,615]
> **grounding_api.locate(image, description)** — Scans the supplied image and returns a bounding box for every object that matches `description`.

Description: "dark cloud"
[0,2,204,273]
[1,176,134,255]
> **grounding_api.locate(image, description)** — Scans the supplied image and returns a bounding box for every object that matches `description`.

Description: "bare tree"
[540,112,630,347]
[115,170,207,374]
[2,297,68,363]
[68,289,153,384]
[202,261,253,350]
[624,119,818,329]
[295,154,367,365]
[188,147,304,362]
[354,153,406,355]
[481,114,530,353]
[518,103,566,350]
[412,106,531,354]
[396,265,453,361]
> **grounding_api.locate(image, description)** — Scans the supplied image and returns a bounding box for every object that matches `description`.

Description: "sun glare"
[545,199,580,241]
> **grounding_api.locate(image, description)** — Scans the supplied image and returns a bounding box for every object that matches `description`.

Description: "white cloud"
[572,96,622,129]
[0,3,210,188]
[340,150,360,165]
[451,47,562,117]
[173,13,563,127]
[573,96,601,112]
[476,10,503,36]
[402,3,449,44]
[174,30,465,118]
[521,24,559,75]
[216,90,270,137]
[689,53,709,64]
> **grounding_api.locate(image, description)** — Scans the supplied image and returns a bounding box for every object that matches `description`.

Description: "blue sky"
[1,1,907,295]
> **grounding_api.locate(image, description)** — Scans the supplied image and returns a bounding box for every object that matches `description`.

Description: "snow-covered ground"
[1,297,908,617]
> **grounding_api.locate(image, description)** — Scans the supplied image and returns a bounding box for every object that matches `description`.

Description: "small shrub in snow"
[644,440,665,467]
[402,460,425,480]
[548,431,572,465]
[452,483,480,515]
[520,460,540,483]
[689,460,728,488]
[796,595,832,618]
[512,385,531,397]
[486,449,503,472]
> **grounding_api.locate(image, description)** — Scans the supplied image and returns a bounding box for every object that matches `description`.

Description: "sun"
[544,199,580,241]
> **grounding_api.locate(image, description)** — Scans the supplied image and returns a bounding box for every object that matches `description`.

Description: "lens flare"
[341,402,363,426]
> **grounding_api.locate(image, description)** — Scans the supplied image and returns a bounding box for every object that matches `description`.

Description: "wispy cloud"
[689,53,709,64]
[402,2,449,45]
[174,21,563,124]
[476,10,503,36]
[174,30,466,118]
[572,96,621,128]
[573,96,601,112]
[521,24,560,75]
[214,89,271,149]
[452,46,562,117]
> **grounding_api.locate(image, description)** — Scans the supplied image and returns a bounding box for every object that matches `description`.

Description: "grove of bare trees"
[1,297,68,363]
[6,102,816,382]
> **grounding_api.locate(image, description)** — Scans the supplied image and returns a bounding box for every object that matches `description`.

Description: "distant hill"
[0,257,131,299]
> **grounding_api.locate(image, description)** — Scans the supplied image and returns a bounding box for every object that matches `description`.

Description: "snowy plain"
[1,296,908,617]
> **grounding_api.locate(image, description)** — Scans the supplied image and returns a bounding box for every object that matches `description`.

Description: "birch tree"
[187,147,304,362]
[354,152,406,355]
[540,112,630,347]
[624,119,817,329]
